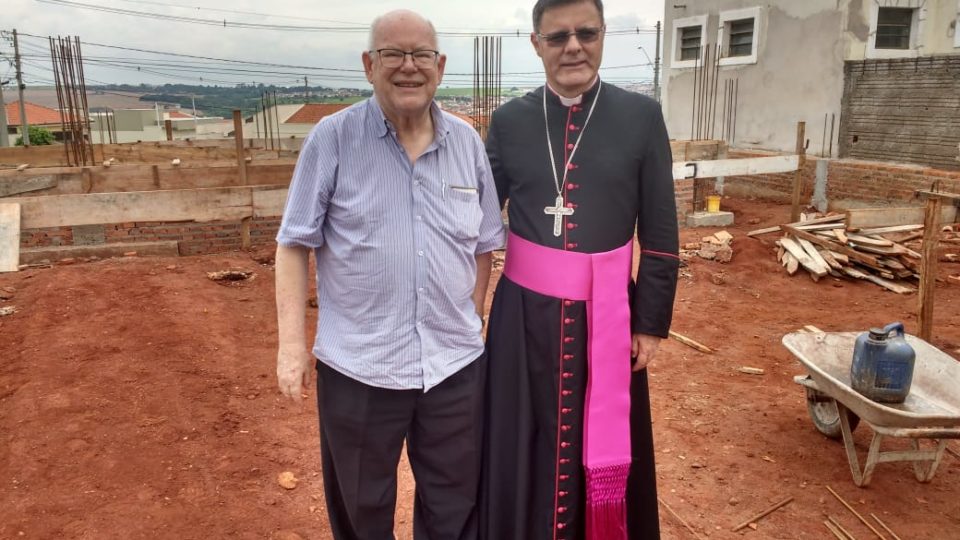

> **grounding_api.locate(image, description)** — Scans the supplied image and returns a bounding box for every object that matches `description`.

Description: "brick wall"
[21,216,282,256]
[840,57,960,171]
[675,178,694,221]
[720,150,960,206]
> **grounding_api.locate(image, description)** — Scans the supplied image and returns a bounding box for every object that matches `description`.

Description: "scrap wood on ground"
[749,209,960,294]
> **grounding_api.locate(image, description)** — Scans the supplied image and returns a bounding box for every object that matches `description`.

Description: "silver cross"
[544,195,574,237]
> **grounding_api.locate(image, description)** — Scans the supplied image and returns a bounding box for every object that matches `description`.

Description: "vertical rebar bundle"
[472,36,501,140]
[49,36,94,166]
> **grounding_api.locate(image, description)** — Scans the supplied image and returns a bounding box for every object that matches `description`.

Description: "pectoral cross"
[544,195,574,237]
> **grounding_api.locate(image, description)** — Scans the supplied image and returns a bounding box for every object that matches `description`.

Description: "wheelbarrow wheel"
[807,393,860,439]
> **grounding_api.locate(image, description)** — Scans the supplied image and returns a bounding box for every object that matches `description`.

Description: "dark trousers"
[316,356,484,540]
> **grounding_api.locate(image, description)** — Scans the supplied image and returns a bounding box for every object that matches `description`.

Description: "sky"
[2,0,665,90]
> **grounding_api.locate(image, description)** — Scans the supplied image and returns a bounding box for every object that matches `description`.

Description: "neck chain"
[542,80,602,237]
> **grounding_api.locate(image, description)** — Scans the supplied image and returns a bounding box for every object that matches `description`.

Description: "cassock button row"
[562,372,573,379]
[562,390,573,396]
[561,424,571,431]
[558,490,569,497]
[564,337,575,343]
[558,506,568,514]
[566,223,578,230]
[566,143,574,150]
[568,124,577,131]
[566,243,578,249]
[560,442,571,449]
[560,458,571,464]
[563,300,574,307]
[566,203,577,209]
[563,354,573,360]
[557,523,566,530]
[562,407,572,414]
[559,473,570,479]
[564,318,575,325]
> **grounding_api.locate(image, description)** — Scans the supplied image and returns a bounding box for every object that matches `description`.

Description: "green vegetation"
[15,126,55,146]
[97,83,371,117]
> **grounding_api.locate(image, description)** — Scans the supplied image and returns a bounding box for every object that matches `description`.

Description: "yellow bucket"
[706,195,721,213]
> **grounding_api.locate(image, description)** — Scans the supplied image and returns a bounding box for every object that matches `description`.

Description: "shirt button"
[416,215,423,221]
[418,287,424,293]
[418,250,424,257]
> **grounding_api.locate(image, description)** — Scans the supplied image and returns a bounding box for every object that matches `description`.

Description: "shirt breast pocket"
[441,187,483,242]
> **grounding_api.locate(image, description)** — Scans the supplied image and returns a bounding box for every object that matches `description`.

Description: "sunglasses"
[536,26,605,47]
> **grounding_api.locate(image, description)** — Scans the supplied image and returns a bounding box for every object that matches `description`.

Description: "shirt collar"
[366,95,449,146]
[545,76,601,108]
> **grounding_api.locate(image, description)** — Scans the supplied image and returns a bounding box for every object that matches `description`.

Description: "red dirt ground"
[1,197,958,540]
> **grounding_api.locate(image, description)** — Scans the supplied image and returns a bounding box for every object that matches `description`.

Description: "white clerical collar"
[546,76,600,106]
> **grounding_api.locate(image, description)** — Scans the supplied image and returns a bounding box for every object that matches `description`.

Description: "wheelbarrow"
[782,330,960,487]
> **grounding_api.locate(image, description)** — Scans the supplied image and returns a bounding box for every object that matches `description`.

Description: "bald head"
[368,10,438,51]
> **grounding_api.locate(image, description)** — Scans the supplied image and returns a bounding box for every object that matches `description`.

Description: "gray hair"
[368,10,439,51]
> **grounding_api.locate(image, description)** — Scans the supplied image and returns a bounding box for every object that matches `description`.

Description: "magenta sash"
[503,231,632,540]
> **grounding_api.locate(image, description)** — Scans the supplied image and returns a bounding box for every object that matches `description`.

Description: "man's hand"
[631,333,662,371]
[277,345,313,401]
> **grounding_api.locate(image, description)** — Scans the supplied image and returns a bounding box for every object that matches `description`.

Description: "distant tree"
[15,126,56,146]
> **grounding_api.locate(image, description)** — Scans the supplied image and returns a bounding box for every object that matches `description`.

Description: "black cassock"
[480,81,679,540]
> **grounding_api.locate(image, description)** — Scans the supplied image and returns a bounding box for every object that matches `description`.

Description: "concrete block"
[686,211,735,228]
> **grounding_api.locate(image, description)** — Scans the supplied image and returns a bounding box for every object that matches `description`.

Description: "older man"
[479,1,679,539]
[275,10,504,540]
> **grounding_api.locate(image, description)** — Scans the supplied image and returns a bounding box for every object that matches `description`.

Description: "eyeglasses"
[537,26,605,47]
[373,48,440,68]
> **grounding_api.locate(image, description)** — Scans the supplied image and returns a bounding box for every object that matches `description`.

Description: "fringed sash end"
[585,463,629,540]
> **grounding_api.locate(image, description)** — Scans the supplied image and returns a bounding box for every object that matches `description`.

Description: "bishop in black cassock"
[479,77,680,540]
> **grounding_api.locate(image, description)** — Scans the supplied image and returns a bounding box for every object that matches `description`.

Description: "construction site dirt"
[1,196,958,540]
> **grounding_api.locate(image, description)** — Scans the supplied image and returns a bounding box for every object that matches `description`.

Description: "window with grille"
[680,26,702,61]
[727,18,754,57]
[875,8,913,49]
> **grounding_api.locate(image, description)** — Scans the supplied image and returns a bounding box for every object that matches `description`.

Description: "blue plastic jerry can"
[850,322,916,403]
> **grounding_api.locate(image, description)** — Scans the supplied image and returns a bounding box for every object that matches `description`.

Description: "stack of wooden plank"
[749,208,960,294]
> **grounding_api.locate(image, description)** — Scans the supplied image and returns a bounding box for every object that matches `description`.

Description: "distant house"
[242,103,352,140]
[663,0,960,169]
[89,108,225,143]
[4,101,70,142]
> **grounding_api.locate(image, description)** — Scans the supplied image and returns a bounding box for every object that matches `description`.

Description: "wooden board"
[0,175,58,197]
[252,187,289,217]
[842,266,916,294]
[7,187,257,229]
[672,155,800,180]
[845,206,958,228]
[0,203,21,273]
[780,236,828,277]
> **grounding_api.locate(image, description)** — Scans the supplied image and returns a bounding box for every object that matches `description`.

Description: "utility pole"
[13,29,30,147]
[654,21,662,103]
[0,80,10,147]
[304,76,309,103]
[191,95,198,135]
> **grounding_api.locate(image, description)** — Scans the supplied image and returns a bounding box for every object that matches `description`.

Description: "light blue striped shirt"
[277,96,505,391]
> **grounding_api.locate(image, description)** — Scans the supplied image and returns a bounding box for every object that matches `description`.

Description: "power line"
[35,0,658,36]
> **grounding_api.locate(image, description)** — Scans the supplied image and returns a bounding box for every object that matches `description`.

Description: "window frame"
[718,7,762,67]
[866,1,925,59]
[955,8,960,49]
[670,14,709,70]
